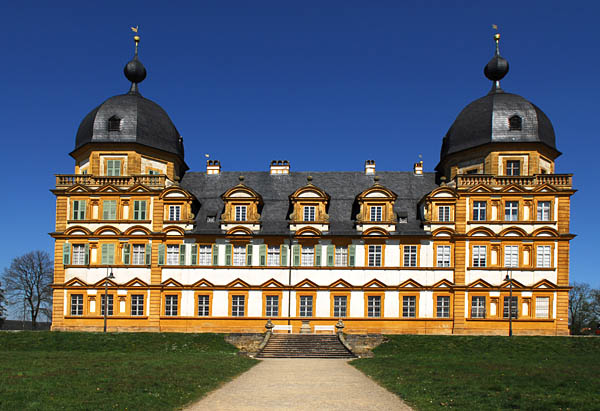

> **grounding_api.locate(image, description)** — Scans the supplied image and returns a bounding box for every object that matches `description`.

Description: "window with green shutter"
[145,244,151,265]
[123,243,130,265]
[158,244,165,265]
[179,244,186,265]
[106,159,121,176]
[63,243,70,265]
[103,200,117,220]
[101,243,115,265]
[327,245,334,267]
[191,244,197,265]
[348,244,356,267]
[259,244,266,266]
[315,245,322,266]
[246,245,253,266]
[72,200,86,220]
[225,244,232,266]
[133,200,147,220]
[281,245,288,266]
[212,244,219,265]
[292,244,300,267]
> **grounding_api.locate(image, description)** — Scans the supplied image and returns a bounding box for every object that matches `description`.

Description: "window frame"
[70,293,84,316]
[334,246,348,267]
[301,246,314,267]
[370,205,383,222]
[506,160,521,176]
[71,199,87,221]
[534,295,553,319]
[402,245,418,267]
[536,200,552,221]
[367,244,383,267]
[435,294,451,318]
[166,244,180,266]
[536,244,553,268]
[197,244,213,266]
[365,294,384,318]
[105,158,123,176]
[472,245,487,268]
[297,294,314,317]
[470,295,487,319]
[267,245,281,267]
[401,294,418,318]
[262,291,282,317]
[130,294,145,316]
[504,201,519,221]
[331,293,349,318]
[235,205,247,222]
[504,245,520,268]
[436,244,452,267]
[230,294,247,317]
[502,295,519,319]
[102,199,118,220]
[168,205,182,221]
[197,294,211,317]
[472,200,487,221]
[303,205,316,222]
[132,199,148,221]
[71,244,87,266]
[164,293,179,317]
[438,205,451,222]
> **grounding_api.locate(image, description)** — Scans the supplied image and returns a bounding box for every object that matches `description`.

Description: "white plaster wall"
[65,267,151,285]
[180,290,195,316]
[421,291,433,318]
[421,240,432,267]
[316,291,330,317]
[384,291,399,318]
[349,291,363,317]
[466,269,557,287]
[386,241,400,266]
[247,290,262,317]
[212,291,228,316]
[67,222,153,233]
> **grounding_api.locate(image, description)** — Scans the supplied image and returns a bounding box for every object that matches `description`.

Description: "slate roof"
[180,171,437,236]
[440,91,557,159]
[74,93,185,162]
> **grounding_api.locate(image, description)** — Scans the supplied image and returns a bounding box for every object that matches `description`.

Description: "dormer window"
[508,115,522,131]
[108,116,121,132]
[370,206,383,222]
[289,182,330,230]
[303,206,316,222]
[235,205,247,222]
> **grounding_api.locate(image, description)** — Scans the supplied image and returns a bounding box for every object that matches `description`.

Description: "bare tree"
[568,282,595,335]
[0,280,6,326]
[2,251,53,329]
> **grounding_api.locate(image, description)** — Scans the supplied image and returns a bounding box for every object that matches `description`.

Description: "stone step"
[256,334,355,359]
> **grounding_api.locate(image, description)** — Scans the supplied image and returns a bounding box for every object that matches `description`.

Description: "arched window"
[108,116,121,132]
[508,115,522,131]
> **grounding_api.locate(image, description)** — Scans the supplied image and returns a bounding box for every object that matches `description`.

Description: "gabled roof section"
[398,279,423,288]
[500,278,526,289]
[192,278,214,288]
[64,277,88,287]
[295,279,318,289]
[226,278,251,288]
[468,279,493,288]
[532,183,558,193]
[363,279,387,288]
[499,183,526,193]
[260,279,285,288]
[329,279,353,288]
[162,278,184,288]
[532,279,557,289]
[126,184,152,193]
[432,279,454,288]
[93,278,118,287]
[467,183,494,193]
[96,184,121,193]
[66,184,92,193]
[123,277,149,287]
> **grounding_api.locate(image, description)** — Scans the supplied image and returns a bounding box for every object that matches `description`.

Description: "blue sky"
[0,1,597,295]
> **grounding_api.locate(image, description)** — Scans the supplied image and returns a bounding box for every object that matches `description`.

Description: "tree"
[568,282,596,335]
[0,280,6,327]
[2,251,53,329]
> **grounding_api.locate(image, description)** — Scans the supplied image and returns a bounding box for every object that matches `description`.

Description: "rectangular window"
[198,295,210,317]
[102,200,117,220]
[438,206,451,222]
[100,295,114,316]
[299,296,313,317]
[169,205,181,221]
[504,245,519,267]
[535,296,550,319]
[233,246,246,266]
[506,160,520,176]
[165,295,178,316]
[70,294,83,316]
[301,247,314,267]
[370,206,382,222]
[101,243,115,265]
[303,206,316,222]
[133,200,147,220]
[537,245,552,268]
[72,200,86,220]
[471,296,486,318]
[198,245,212,265]
[267,246,280,266]
[472,245,487,267]
[235,205,247,221]
[333,296,347,318]
[106,159,121,176]
[72,244,87,265]
[437,245,451,267]
[473,201,486,221]
[231,295,245,317]
[166,245,180,265]
[436,296,450,318]
[131,295,144,316]
[503,296,518,319]
[368,245,382,267]
[402,296,416,318]
[367,296,381,318]
[537,201,551,221]
[403,245,417,267]
[335,247,348,266]
[505,201,519,221]
[265,295,279,317]
[131,244,145,265]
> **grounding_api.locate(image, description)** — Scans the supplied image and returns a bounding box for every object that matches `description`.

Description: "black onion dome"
[74,93,184,160]
[124,56,147,84]
[484,54,509,81]
[440,92,556,158]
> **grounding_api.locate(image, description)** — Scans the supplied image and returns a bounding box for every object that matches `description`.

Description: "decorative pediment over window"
[355,180,397,233]
[220,178,263,233]
[289,178,330,233]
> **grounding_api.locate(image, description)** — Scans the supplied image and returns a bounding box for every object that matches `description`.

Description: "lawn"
[0,331,258,410]
[351,335,600,410]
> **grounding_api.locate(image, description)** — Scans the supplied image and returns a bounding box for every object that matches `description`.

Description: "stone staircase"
[257,334,355,358]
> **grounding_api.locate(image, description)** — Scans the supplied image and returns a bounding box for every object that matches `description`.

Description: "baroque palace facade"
[51,34,574,335]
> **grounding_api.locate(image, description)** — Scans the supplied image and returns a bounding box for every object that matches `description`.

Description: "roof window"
[508,115,522,131]
[108,116,121,132]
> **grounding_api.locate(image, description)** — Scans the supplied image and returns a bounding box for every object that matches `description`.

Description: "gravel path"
[184,358,411,410]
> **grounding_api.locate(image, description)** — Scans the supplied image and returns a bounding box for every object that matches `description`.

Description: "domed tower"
[437,33,560,180]
[71,35,188,180]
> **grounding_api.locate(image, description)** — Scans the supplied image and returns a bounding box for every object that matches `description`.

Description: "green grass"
[351,335,600,410]
[0,331,258,410]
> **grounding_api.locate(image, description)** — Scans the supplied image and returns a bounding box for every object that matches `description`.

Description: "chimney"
[414,161,423,175]
[270,160,290,175]
[365,160,376,175]
[206,160,221,175]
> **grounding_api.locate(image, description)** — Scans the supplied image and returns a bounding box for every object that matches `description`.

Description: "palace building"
[51,34,574,335]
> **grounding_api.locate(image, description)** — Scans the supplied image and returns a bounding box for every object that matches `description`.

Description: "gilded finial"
[131,26,140,56]
[492,24,500,55]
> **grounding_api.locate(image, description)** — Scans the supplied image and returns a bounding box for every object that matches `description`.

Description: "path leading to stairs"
[185,358,412,411]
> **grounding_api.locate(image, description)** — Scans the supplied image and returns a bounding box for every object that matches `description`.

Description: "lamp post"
[103,267,115,333]
[504,269,513,337]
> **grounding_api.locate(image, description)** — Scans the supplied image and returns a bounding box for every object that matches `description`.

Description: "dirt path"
[184,358,411,410]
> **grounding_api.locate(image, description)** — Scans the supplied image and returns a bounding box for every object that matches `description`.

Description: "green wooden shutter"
[141,200,147,220]
[281,245,288,266]
[103,200,116,220]
[349,244,356,267]
[101,243,107,265]
[327,245,334,267]
[292,244,300,266]
[225,244,232,266]
[145,244,151,265]
[315,245,321,266]
[180,244,186,265]
[63,243,70,265]
[158,244,165,265]
[133,201,139,220]
[212,244,219,265]
[191,244,197,265]
[107,244,115,264]
[123,243,130,265]
[84,243,89,265]
[246,245,253,266]
[259,244,266,266]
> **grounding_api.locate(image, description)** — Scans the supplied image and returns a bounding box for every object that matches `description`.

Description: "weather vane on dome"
[130,25,140,55]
